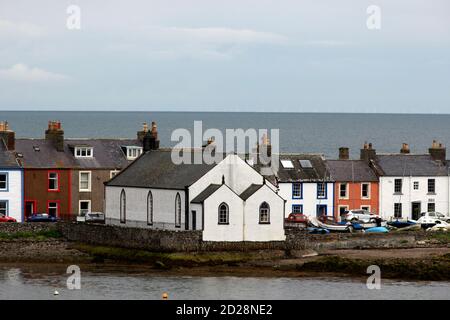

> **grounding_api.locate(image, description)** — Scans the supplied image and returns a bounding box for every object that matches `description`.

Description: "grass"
[72,243,257,267]
[0,229,62,240]
[427,231,450,243]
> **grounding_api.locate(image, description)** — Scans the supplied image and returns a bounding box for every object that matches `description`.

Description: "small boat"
[310,217,353,232]
[387,219,417,228]
[365,226,389,233]
[307,227,330,234]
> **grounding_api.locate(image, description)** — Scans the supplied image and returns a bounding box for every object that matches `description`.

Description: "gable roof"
[239,184,264,200]
[256,154,331,184]
[106,149,218,189]
[14,139,140,169]
[326,160,378,182]
[0,140,20,168]
[374,154,448,176]
[191,184,222,203]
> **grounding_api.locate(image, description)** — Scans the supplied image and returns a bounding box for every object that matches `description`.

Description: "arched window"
[259,202,270,224]
[175,193,181,228]
[218,203,229,224]
[147,191,153,226]
[120,189,126,224]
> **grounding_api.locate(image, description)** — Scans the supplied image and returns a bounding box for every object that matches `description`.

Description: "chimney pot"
[429,140,446,162]
[0,121,15,150]
[339,147,350,160]
[360,142,376,162]
[400,143,410,154]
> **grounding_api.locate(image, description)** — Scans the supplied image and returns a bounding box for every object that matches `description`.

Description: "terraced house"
[0,120,158,219]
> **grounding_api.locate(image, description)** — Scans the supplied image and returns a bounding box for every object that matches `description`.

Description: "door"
[192,210,197,231]
[317,205,327,217]
[412,202,421,220]
[25,201,35,217]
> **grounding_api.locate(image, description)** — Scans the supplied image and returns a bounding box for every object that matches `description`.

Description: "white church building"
[104,149,286,242]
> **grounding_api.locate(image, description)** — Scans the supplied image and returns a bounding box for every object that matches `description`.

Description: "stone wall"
[56,222,428,253]
[0,222,57,234]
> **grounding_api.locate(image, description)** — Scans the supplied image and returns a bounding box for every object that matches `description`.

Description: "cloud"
[0,19,46,38]
[0,64,69,82]
[303,40,350,47]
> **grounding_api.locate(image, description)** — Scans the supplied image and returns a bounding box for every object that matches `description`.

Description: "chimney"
[258,133,272,158]
[0,121,15,150]
[339,147,349,160]
[137,122,149,142]
[143,121,160,152]
[429,140,446,162]
[45,121,64,152]
[400,143,410,154]
[360,142,376,162]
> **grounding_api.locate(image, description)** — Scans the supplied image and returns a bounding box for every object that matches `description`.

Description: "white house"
[372,142,450,220]
[255,154,334,218]
[105,149,286,242]
[0,138,23,222]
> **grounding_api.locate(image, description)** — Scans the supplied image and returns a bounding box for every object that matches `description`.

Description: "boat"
[310,217,354,232]
[307,227,330,234]
[387,218,417,228]
[365,226,389,233]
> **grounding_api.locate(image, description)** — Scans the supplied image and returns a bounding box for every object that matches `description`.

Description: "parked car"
[417,212,450,228]
[286,213,308,224]
[27,213,57,222]
[419,211,450,223]
[344,210,380,223]
[85,212,105,223]
[0,213,16,222]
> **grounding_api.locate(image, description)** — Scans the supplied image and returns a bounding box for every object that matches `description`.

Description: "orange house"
[327,159,379,219]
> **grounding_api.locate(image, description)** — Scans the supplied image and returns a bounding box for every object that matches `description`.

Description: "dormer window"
[126,146,143,160]
[75,146,93,158]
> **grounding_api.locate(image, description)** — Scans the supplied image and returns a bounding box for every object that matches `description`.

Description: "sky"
[0,0,449,113]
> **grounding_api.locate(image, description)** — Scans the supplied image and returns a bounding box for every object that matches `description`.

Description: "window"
[75,147,93,158]
[361,183,370,199]
[339,183,348,199]
[48,201,59,217]
[427,202,435,212]
[361,206,370,212]
[280,160,294,168]
[292,183,302,198]
[110,170,120,178]
[292,204,303,214]
[317,182,327,199]
[339,205,348,217]
[259,202,270,224]
[394,179,402,193]
[218,202,229,224]
[175,193,181,227]
[428,179,436,193]
[299,160,312,168]
[120,189,126,223]
[0,201,8,216]
[147,191,153,225]
[394,203,402,218]
[79,200,90,215]
[413,181,419,190]
[126,147,143,160]
[79,171,91,191]
[48,172,59,191]
[0,173,8,191]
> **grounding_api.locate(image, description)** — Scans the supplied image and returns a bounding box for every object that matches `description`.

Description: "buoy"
[54,290,59,296]
[162,292,168,300]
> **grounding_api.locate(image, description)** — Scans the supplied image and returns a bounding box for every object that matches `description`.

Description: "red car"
[0,214,17,222]
[286,213,308,224]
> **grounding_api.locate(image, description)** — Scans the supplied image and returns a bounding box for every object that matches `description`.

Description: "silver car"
[85,212,105,223]
[344,210,380,223]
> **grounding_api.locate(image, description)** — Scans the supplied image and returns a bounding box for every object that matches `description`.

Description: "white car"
[344,210,380,223]
[417,212,450,228]
[85,212,105,223]
[420,211,450,223]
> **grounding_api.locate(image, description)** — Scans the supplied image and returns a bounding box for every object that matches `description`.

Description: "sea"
[1,111,450,158]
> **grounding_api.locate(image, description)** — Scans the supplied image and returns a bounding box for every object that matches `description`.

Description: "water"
[0,265,448,300]
[1,111,450,158]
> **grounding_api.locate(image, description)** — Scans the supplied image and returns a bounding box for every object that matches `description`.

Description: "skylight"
[299,160,313,168]
[281,160,294,168]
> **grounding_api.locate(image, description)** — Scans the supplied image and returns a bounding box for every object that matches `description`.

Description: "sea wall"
[0,222,57,234]
[56,222,429,253]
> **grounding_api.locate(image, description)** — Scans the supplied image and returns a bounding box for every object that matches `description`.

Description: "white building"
[105,149,286,242]
[0,140,23,222]
[375,154,449,220]
[256,154,334,218]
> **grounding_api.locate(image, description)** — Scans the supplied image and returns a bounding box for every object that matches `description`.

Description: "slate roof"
[106,149,219,189]
[256,154,331,184]
[239,184,264,200]
[374,154,449,176]
[0,140,20,168]
[326,160,378,182]
[191,184,222,203]
[14,139,141,169]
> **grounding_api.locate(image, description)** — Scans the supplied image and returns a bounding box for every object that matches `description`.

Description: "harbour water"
[2,111,450,158]
[0,265,449,300]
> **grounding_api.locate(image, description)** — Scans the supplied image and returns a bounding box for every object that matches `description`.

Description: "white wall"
[105,186,186,229]
[379,176,449,219]
[0,169,23,222]
[243,185,285,241]
[202,184,244,242]
[278,182,334,218]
